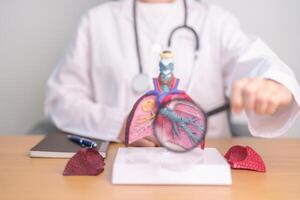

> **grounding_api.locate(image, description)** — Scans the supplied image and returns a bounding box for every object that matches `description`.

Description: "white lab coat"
[45,0,300,142]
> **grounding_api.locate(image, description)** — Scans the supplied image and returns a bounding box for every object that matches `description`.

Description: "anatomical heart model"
[125,51,206,152]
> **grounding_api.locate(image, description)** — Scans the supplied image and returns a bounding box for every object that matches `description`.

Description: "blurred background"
[0,0,299,136]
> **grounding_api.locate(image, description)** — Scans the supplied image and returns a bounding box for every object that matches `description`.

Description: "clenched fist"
[231,78,293,115]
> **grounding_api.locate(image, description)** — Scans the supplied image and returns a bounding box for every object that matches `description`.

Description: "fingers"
[231,78,293,116]
[242,78,265,110]
[130,138,156,147]
[254,91,272,115]
[265,96,279,115]
[231,78,249,113]
[144,135,161,146]
[117,117,128,142]
[129,135,160,147]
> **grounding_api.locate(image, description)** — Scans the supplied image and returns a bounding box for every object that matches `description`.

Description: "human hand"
[118,118,160,147]
[231,78,293,115]
[129,135,160,147]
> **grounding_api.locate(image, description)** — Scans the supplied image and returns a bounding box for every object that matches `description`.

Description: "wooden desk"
[0,136,299,200]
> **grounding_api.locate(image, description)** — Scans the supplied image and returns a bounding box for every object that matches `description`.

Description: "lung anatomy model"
[125,51,206,152]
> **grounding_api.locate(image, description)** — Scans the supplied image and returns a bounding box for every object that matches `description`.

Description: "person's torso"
[86,0,231,137]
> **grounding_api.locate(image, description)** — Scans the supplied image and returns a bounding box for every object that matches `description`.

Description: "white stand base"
[112,147,232,185]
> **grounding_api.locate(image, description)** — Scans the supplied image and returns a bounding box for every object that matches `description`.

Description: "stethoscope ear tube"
[167,0,200,51]
[133,0,143,74]
[167,25,200,52]
[133,0,201,75]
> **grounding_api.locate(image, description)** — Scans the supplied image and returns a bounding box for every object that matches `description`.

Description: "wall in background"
[0,0,102,134]
[0,0,299,136]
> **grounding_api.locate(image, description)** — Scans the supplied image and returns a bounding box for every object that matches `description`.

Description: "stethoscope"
[131,0,201,94]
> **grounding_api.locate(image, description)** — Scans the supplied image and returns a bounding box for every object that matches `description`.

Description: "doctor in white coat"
[45,0,300,146]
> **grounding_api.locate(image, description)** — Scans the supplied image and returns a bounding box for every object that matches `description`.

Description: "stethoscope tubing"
[133,0,201,75]
[133,0,143,74]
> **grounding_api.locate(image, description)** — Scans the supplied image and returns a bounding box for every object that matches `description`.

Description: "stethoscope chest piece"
[132,73,150,94]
